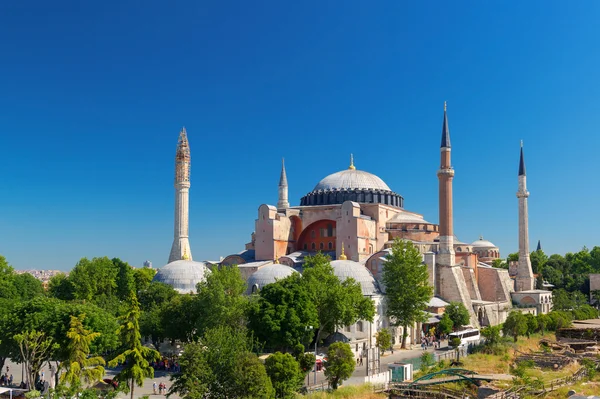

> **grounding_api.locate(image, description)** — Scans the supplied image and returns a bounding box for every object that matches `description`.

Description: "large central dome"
[300,157,403,208]
[313,169,392,191]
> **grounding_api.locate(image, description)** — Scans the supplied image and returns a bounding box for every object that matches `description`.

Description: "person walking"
[153,381,157,394]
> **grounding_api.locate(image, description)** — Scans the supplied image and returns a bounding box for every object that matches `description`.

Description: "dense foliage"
[382,239,433,348]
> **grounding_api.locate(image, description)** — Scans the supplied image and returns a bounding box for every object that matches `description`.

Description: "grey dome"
[247,263,298,294]
[153,260,211,294]
[471,237,497,248]
[313,169,391,191]
[330,260,380,295]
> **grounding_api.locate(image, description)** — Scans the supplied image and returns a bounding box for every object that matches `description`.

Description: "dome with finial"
[300,155,403,207]
[470,236,497,248]
[153,260,211,294]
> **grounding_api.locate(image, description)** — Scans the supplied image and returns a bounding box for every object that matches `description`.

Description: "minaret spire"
[437,102,455,266]
[349,154,356,170]
[169,127,193,263]
[516,141,534,291]
[441,101,451,148]
[518,140,526,176]
[277,158,290,210]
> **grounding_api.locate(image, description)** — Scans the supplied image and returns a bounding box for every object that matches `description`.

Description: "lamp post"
[305,326,317,386]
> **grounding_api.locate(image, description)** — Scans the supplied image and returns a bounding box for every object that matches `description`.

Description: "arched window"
[328,242,333,250]
[311,230,316,239]
[311,243,316,250]
[319,242,324,250]
[251,284,259,294]
[357,321,364,332]
[303,243,307,250]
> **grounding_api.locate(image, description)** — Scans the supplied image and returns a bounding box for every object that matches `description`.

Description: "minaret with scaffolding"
[169,128,193,263]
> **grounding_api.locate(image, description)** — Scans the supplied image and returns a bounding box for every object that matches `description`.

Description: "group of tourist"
[0,373,13,387]
[151,358,180,372]
[153,381,168,395]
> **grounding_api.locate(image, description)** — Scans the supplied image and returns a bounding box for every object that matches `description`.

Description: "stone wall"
[437,264,479,327]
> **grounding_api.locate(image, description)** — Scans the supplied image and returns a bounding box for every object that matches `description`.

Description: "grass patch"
[302,384,386,399]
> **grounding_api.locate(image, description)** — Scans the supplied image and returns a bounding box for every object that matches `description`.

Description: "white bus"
[448,328,480,346]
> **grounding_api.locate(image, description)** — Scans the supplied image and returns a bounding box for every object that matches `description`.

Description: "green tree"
[161,294,200,343]
[195,266,248,335]
[548,311,572,331]
[382,239,433,349]
[248,273,318,351]
[375,329,392,355]
[133,267,157,293]
[438,313,453,335]
[113,258,135,301]
[324,342,355,390]
[445,302,470,331]
[69,257,120,311]
[265,352,303,398]
[14,330,57,390]
[167,341,210,399]
[138,282,178,349]
[233,352,274,399]
[302,253,375,347]
[11,273,44,300]
[481,325,501,346]
[169,325,273,399]
[108,293,160,399]
[530,249,548,274]
[60,314,106,390]
[448,336,463,362]
[536,313,550,334]
[292,344,315,376]
[525,313,538,338]
[503,311,528,342]
[138,282,178,312]
[47,273,75,300]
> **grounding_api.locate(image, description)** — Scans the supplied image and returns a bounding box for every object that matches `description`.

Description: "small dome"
[470,237,497,248]
[313,169,391,192]
[247,263,298,294]
[330,260,380,295]
[153,260,211,294]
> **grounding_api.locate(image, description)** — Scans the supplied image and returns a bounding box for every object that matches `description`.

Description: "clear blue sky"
[1,1,599,271]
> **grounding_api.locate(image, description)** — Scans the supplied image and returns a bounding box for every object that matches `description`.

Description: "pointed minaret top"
[536,240,542,252]
[279,158,288,186]
[519,141,526,176]
[349,154,356,170]
[441,102,451,148]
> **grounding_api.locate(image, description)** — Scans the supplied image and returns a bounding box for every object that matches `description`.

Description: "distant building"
[143,260,153,268]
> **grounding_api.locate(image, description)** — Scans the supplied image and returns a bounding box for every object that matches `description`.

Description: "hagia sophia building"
[153,104,552,349]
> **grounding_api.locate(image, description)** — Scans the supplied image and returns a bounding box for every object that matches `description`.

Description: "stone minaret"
[437,102,455,266]
[277,158,290,210]
[516,141,534,291]
[169,127,193,263]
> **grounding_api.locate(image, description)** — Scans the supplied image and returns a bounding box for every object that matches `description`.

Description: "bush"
[419,352,435,373]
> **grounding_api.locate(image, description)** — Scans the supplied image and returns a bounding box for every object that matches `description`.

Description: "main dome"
[313,169,392,191]
[300,162,403,208]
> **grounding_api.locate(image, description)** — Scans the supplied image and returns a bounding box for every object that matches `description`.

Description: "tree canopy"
[382,239,433,348]
[299,253,375,345]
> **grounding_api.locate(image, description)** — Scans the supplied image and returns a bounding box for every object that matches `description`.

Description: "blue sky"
[1,1,599,271]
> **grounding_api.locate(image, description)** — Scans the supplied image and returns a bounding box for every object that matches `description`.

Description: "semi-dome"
[247,263,298,294]
[153,260,211,294]
[471,237,497,248]
[300,157,403,208]
[330,259,380,296]
[313,169,391,192]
